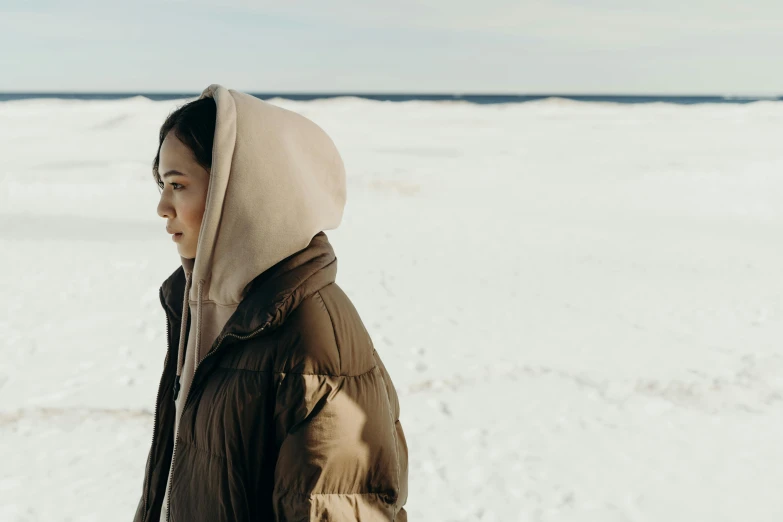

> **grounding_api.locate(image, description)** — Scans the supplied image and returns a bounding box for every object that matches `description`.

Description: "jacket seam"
[215,365,379,378]
[315,289,342,373]
[176,438,226,462]
[279,490,393,498]
[277,364,378,378]
[185,299,238,307]
[309,492,394,497]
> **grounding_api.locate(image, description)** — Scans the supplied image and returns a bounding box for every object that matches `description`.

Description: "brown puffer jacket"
[132,232,409,521]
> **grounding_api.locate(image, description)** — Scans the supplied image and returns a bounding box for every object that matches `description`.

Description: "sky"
[2,0,783,95]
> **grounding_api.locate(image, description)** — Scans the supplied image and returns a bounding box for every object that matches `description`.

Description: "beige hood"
[162,84,346,518]
[174,83,346,395]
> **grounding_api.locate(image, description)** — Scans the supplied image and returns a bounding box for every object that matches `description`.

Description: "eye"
[157,180,183,190]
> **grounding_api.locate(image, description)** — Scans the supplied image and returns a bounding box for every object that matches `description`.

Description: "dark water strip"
[1,92,781,105]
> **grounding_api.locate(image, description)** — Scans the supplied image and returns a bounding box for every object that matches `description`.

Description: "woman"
[133,85,408,522]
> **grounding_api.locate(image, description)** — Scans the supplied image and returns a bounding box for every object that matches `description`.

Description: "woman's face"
[156,131,210,259]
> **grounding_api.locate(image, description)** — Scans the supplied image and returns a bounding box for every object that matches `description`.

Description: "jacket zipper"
[143,289,172,522]
[164,321,270,522]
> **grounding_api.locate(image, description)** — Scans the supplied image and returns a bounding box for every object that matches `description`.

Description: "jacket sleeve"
[271,357,406,521]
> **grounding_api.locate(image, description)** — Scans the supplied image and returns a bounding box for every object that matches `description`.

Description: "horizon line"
[1,91,782,98]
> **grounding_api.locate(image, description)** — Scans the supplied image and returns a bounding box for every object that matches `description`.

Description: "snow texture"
[1,96,783,521]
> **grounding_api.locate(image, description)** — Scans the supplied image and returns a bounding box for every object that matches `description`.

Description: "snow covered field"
[2,95,783,521]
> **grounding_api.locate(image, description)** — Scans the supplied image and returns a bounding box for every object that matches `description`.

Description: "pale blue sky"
[2,0,782,94]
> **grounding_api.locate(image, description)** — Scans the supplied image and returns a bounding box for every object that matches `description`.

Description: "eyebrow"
[161,170,188,179]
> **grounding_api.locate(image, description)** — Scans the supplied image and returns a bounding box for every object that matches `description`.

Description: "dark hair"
[152,96,217,191]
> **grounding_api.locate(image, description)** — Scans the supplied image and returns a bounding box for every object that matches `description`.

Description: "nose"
[157,189,173,219]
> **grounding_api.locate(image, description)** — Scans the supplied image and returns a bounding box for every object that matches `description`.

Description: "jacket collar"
[159,231,337,338]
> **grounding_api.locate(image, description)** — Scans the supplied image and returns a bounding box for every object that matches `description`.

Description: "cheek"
[181,199,206,230]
